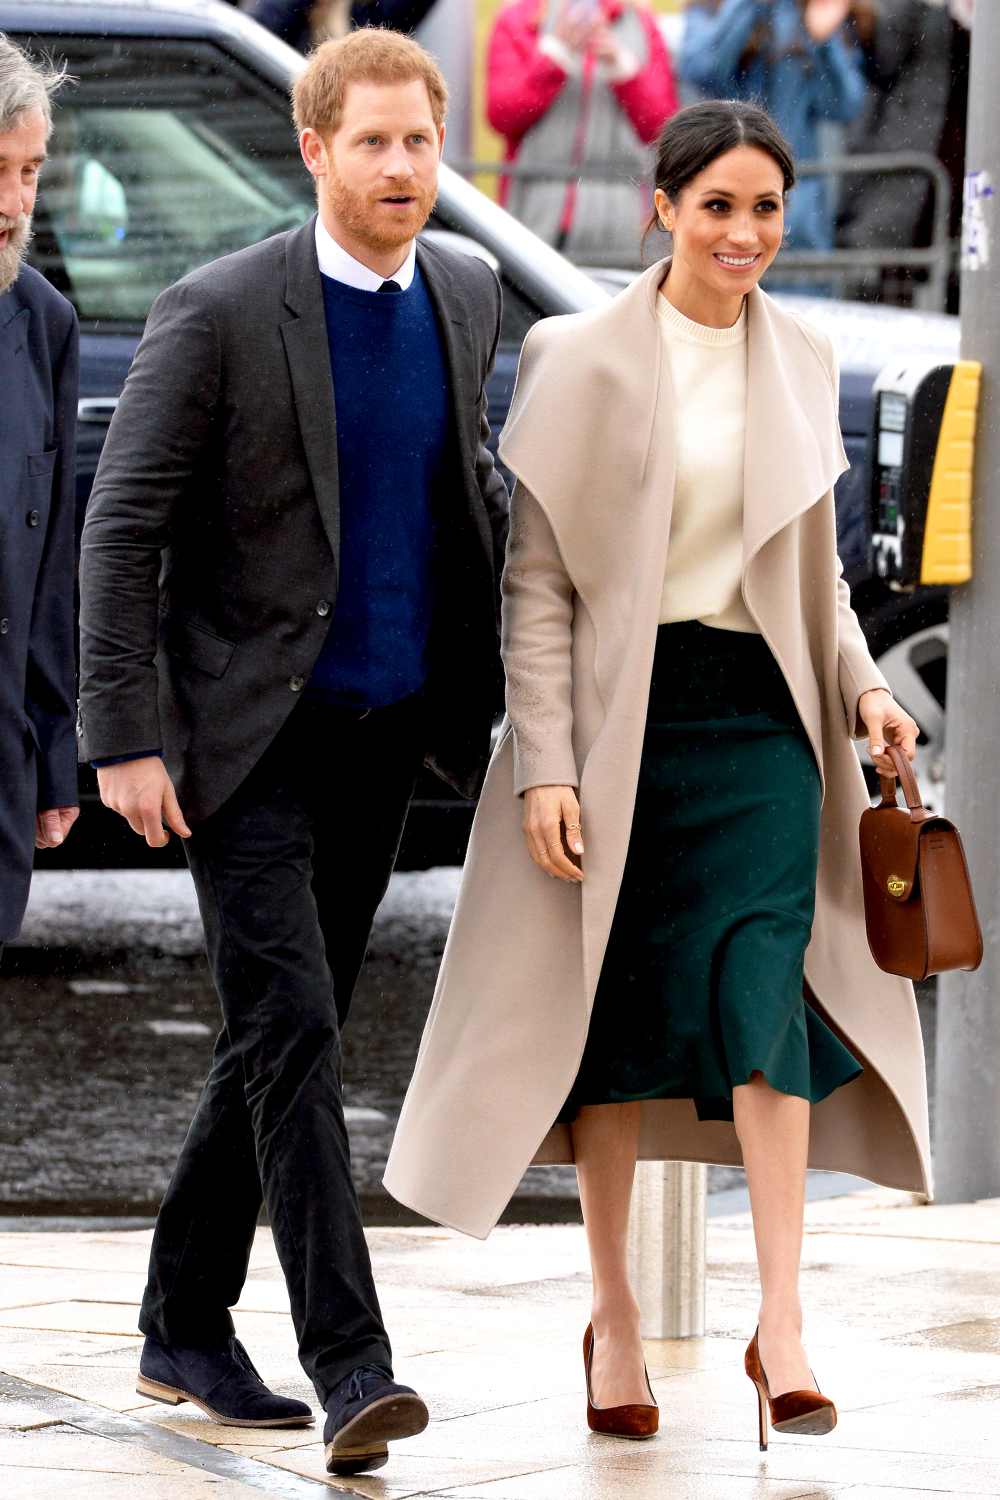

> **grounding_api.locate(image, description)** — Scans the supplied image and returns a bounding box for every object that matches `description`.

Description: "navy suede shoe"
[323,1365,429,1475]
[137,1334,314,1428]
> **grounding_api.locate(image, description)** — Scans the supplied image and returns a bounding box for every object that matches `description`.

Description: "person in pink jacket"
[487,0,678,262]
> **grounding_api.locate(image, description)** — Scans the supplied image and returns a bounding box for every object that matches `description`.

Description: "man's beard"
[0,213,32,295]
[325,169,436,256]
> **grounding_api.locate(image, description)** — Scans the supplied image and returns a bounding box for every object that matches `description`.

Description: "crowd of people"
[484,0,972,283]
[246,0,974,295]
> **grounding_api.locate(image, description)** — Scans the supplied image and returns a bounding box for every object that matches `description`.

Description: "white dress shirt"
[314,215,417,291]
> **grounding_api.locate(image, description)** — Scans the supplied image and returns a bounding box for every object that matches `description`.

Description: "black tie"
[378,279,402,294]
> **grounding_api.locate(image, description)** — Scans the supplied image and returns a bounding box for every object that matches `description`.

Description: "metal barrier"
[450,151,954,311]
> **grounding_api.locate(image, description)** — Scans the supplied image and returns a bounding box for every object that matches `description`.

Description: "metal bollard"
[627,1160,707,1339]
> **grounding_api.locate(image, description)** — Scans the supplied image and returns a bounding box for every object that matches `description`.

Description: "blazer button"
[316,599,331,617]
[0,618,8,635]
[289,675,305,692]
[27,510,40,527]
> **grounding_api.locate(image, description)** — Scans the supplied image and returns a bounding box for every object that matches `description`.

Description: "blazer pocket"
[166,618,235,678]
[27,450,58,477]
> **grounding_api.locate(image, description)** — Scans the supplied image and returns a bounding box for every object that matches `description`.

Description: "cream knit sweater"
[657,292,757,634]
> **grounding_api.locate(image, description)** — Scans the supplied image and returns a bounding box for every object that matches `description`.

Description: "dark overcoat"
[77,219,508,820]
[0,265,79,941]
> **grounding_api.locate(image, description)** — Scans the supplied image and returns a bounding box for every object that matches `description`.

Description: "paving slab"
[0,1189,997,1499]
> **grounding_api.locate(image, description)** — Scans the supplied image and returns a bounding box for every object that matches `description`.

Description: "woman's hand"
[553,0,603,55]
[858,688,919,776]
[522,785,585,882]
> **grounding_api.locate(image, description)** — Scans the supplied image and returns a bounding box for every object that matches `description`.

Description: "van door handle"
[77,397,120,424]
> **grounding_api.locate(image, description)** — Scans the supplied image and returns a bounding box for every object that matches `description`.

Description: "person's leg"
[571,1101,652,1408]
[140,1021,262,1347]
[144,715,397,1403]
[140,734,298,1349]
[732,1072,814,1397]
[311,697,424,1030]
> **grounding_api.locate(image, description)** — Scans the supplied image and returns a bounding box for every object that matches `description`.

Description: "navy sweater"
[310,265,451,709]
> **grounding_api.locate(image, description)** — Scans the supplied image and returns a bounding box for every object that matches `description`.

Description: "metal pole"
[627,1161,706,1339]
[934,1,1000,1203]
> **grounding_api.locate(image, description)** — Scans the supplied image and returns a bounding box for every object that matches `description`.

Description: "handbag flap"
[859,806,954,902]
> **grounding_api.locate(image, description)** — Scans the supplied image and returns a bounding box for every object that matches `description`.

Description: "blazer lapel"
[281,217,340,568]
[416,241,477,472]
[0,295,29,458]
[416,240,496,557]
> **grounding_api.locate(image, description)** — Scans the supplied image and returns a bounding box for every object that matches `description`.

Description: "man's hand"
[35,806,80,849]
[97,757,192,848]
[804,0,852,43]
[858,689,919,777]
[523,784,584,883]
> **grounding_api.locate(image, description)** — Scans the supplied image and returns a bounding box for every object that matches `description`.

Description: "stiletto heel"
[754,1378,768,1451]
[744,1328,836,1452]
[583,1324,659,1439]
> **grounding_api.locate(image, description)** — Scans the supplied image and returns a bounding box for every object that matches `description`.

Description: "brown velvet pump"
[583,1324,659,1439]
[745,1328,837,1451]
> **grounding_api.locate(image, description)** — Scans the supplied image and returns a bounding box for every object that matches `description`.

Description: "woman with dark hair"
[385,99,931,1447]
[679,1,867,252]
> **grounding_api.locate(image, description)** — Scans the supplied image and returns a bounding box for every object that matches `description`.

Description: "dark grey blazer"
[78,217,509,822]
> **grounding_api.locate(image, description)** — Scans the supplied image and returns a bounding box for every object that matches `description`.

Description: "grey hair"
[0,32,68,137]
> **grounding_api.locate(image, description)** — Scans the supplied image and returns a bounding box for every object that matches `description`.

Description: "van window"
[21,37,315,324]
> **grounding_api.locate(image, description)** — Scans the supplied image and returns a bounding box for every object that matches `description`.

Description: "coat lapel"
[742,286,849,571]
[415,240,497,562]
[499,259,668,616]
[502,260,849,598]
[281,217,341,569]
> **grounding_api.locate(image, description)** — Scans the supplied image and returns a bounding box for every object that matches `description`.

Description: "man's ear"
[299,127,329,180]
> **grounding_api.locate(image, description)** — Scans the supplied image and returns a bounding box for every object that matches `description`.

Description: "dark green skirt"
[560,621,861,1124]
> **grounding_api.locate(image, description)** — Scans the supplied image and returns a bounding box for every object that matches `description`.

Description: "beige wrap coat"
[384,261,932,1239]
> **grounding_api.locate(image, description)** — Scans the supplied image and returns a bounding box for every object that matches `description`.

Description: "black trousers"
[139,694,425,1403]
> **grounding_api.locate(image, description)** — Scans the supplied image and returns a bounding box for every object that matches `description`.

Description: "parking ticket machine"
[870,359,982,589]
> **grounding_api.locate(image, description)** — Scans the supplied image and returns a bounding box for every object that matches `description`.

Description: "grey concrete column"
[627,1161,706,1339]
[933,0,1000,1203]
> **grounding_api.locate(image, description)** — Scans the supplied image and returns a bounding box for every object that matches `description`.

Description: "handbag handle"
[878,743,924,811]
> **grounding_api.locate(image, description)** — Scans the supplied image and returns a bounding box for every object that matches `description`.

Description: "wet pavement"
[2,870,937,1220]
[1,1190,998,1498]
[2,869,581,1219]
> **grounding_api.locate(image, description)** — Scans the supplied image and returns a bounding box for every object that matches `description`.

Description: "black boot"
[323,1365,428,1474]
[137,1334,314,1428]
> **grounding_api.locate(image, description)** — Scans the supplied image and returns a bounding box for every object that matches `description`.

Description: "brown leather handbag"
[859,745,983,981]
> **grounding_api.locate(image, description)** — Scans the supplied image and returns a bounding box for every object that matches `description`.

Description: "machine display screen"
[878,429,905,468]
